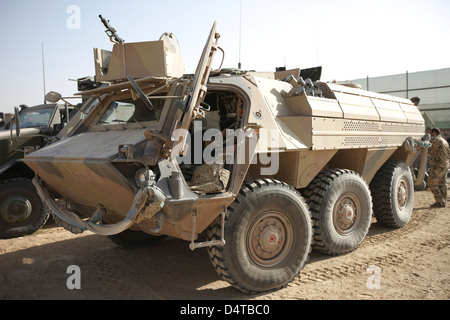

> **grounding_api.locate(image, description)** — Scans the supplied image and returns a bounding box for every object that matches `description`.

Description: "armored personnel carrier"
[24,21,428,293]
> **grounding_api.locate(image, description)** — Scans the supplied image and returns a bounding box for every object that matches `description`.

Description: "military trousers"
[428,165,448,205]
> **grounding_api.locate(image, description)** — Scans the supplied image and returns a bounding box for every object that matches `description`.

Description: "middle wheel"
[304,169,373,255]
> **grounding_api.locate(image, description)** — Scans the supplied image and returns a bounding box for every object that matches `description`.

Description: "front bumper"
[33,177,165,236]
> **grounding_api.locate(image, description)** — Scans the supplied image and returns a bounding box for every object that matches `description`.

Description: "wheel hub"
[0,196,33,224]
[334,194,360,235]
[248,212,292,267]
[259,225,282,252]
[397,179,408,210]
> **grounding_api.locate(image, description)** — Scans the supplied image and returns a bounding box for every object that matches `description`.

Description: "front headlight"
[135,168,154,188]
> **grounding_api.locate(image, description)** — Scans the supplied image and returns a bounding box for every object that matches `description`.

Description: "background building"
[342,68,450,138]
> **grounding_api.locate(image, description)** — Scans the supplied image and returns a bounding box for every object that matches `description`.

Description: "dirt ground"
[0,189,448,301]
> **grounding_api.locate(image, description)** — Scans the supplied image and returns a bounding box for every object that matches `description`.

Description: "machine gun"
[99,15,124,44]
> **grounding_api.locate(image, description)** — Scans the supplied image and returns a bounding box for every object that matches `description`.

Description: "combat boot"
[430,202,445,208]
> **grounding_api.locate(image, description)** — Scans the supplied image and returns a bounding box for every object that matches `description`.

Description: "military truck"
[24,21,428,293]
[0,112,12,129]
[0,98,76,238]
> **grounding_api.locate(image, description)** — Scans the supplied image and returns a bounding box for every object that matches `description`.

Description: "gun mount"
[99,15,124,44]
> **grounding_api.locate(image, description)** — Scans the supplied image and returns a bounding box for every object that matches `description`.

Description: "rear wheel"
[206,179,312,293]
[304,169,373,255]
[0,178,49,239]
[370,160,414,228]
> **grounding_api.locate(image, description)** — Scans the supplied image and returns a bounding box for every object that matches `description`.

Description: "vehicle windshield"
[17,107,55,128]
[96,97,159,126]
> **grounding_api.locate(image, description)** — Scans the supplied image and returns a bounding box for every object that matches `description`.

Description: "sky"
[0,0,449,114]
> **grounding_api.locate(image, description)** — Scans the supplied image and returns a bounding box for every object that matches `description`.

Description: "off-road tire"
[206,179,312,294]
[304,169,373,255]
[370,160,414,228]
[0,178,49,239]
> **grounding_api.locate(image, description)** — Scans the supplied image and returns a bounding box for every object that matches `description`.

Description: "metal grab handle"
[413,133,430,187]
[414,148,428,187]
[127,75,154,111]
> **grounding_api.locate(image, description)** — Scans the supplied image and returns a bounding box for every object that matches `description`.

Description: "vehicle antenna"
[238,0,242,69]
[42,43,47,104]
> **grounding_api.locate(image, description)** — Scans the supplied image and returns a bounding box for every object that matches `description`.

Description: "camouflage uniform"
[428,134,450,207]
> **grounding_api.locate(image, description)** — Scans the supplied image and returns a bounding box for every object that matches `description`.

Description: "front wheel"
[206,179,312,294]
[0,178,49,239]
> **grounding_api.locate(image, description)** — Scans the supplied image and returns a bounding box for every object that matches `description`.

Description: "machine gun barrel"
[99,15,124,44]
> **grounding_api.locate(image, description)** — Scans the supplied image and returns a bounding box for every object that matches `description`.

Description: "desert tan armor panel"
[94,38,184,82]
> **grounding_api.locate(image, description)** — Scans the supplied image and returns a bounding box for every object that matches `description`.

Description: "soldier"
[428,128,450,208]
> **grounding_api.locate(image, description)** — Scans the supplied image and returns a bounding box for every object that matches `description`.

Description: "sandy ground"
[0,189,448,301]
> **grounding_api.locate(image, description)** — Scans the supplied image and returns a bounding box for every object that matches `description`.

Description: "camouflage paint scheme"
[24,22,426,243]
[428,134,450,205]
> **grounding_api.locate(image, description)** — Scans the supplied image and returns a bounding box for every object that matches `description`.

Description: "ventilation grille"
[343,121,380,132]
[343,136,380,146]
[381,137,406,145]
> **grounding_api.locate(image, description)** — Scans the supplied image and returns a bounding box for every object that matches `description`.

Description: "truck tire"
[370,160,414,228]
[206,179,312,293]
[304,169,372,255]
[0,178,50,239]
